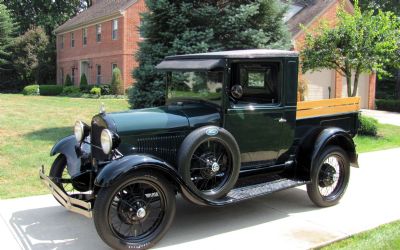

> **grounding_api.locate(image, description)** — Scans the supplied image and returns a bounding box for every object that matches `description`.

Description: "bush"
[90,87,101,96]
[22,85,40,95]
[62,86,81,96]
[65,74,73,86]
[98,84,111,95]
[39,85,63,96]
[359,115,378,136]
[111,68,123,95]
[376,99,400,112]
[79,74,90,90]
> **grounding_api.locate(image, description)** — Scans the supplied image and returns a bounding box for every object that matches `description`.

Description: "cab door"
[224,60,296,169]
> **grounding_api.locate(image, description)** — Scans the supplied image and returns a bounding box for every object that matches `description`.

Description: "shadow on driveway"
[9,188,315,250]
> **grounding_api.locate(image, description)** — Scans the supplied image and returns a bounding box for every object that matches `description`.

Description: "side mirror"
[231,85,243,99]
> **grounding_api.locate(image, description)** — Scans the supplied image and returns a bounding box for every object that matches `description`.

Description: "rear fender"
[94,155,212,206]
[311,128,359,168]
[50,135,85,177]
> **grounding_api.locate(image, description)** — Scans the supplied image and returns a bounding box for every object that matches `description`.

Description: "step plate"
[220,179,308,205]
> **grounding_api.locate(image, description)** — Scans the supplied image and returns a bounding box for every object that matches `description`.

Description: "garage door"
[303,69,335,101]
[342,73,369,109]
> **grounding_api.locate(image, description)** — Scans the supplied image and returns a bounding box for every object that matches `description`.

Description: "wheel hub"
[211,162,220,173]
[319,163,337,187]
[136,207,146,219]
[118,198,147,224]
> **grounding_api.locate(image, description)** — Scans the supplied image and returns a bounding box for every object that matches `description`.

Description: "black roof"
[164,49,299,60]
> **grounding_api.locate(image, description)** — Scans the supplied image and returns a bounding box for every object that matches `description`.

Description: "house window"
[96,24,102,42]
[71,32,75,48]
[139,19,145,39]
[72,68,75,84]
[60,35,64,49]
[112,63,118,73]
[96,65,102,84]
[112,19,118,40]
[60,68,64,85]
[82,28,88,46]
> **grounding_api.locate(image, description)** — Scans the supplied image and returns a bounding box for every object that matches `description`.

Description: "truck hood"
[103,101,221,136]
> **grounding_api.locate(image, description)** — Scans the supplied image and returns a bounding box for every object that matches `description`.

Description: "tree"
[111,67,123,95]
[301,1,400,97]
[129,0,291,108]
[0,3,15,70]
[10,27,49,84]
[80,73,88,87]
[65,74,73,86]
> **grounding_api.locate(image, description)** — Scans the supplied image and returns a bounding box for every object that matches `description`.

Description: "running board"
[216,178,308,205]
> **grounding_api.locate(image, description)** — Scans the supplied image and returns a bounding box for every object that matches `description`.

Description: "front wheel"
[93,171,176,250]
[307,146,350,207]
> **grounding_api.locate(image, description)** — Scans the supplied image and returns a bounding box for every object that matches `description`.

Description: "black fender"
[311,127,359,169]
[50,135,88,177]
[94,154,225,207]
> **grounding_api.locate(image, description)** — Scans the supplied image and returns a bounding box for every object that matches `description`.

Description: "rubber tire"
[178,126,241,200]
[307,146,350,207]
[49,154,69,205]
[93,171,176,250]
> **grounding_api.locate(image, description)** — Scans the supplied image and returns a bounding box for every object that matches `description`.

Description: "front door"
[81,61,90,84]
[224,61,294,169]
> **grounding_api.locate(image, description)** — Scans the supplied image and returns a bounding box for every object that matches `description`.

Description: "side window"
[234,63,280,105]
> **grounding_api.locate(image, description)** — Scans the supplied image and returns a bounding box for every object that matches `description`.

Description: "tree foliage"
[10,26,49,84]
[301,1,400,97]
[129,0,291,108]
[0,3,16,70]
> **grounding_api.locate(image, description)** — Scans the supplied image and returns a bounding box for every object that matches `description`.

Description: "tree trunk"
[396,69,400,100]
[352,71,360,97]
[346,74,352,97]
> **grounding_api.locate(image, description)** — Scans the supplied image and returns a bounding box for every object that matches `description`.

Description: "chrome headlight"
[101,129,114,154]
[74,121,85,142]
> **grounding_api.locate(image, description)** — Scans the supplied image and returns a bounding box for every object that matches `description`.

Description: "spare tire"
[178,126,241,200]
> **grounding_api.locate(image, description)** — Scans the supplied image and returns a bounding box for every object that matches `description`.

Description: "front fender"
[94,154,215,206]
[50,135,82,177]
[312,128,359,168]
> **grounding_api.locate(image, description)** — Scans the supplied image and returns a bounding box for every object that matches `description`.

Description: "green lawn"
[0,94,129,199]
[354,123,400,153]
[321,221,400,250]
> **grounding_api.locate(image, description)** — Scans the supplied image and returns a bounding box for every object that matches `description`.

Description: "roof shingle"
[54,0,137,34]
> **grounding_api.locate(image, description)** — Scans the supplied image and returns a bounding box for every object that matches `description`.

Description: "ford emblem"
[206,128,219,136]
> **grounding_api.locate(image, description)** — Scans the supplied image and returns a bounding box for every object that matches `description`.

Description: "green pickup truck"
[40,49,360,250]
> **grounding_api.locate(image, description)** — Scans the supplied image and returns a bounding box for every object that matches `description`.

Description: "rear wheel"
[93,171,176,250]
[307,146,350,207]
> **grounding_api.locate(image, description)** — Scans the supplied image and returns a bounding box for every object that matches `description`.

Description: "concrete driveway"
[1,148,400,250]
[362,109,400,126]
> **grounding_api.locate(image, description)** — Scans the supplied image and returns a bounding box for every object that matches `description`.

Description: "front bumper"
[39,167,93,218]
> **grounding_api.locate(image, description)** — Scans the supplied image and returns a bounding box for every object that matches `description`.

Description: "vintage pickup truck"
[40,49,360,250]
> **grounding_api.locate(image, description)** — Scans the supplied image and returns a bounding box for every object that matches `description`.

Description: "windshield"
[167,71,223,106]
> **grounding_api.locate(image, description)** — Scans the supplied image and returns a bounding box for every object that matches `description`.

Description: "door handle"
[277,117,287,123]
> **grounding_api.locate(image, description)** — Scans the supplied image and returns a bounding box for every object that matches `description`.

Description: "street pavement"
[362,109,400,126]
[1,148,400,250]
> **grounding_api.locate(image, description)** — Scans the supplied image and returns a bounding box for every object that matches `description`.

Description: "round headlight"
[74,121,85,142]
[101,129,113,154]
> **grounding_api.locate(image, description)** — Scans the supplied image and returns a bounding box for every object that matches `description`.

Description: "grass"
[0,94,129,199]
[321,220,400,250]
[354,123,400,153]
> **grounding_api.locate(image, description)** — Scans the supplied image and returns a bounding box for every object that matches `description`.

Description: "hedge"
[376,99,400,112]
[62,86,81,95]
[22,85,40,95]
[359,115,378,136]
[39,85,64,96]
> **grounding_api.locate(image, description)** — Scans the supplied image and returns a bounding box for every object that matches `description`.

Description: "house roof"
[54,0,138,34]
[285,0,337,37]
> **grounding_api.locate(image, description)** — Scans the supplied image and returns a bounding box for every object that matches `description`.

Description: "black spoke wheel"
[94,171,176,250]
[178,126,240,200]
[49,155,78,201]
[307,146,350,207]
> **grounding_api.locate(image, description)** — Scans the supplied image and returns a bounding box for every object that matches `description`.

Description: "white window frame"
[96,65,102,84]
[96,24,102,42]
[71,32,75,48]
[82,28,88,46]
[112,19,118,40]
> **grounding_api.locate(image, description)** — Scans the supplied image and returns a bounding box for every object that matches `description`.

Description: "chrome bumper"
[39,167,93,218]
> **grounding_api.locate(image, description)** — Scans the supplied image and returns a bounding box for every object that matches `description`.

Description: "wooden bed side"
[297,97,360,119]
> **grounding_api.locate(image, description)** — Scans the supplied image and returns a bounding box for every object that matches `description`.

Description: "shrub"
[79,74,90,90]
[65,74,73,86]
[22,85,39,95]
[111,68,123,95]
[359,115,378,136]
[98,84,111,95]
[376,99,400,112]
[39,85,63,96]
[62,86,81,96]
[90,87,101,96]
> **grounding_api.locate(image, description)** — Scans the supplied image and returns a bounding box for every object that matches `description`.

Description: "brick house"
[55,0,146,90]
[56,0,375,108]
[287,0,376,109]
